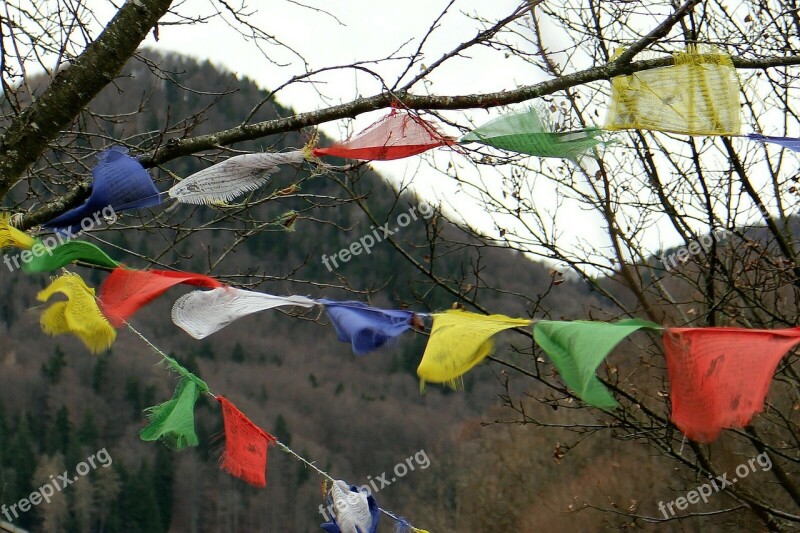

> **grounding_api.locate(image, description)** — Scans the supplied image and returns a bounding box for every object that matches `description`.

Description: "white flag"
[329,480,373,533]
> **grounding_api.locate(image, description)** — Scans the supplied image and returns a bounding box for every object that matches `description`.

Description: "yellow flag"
[417,310,531,383]
[0,215,35,249]
[37,273,116,354]
[605,46,741,135]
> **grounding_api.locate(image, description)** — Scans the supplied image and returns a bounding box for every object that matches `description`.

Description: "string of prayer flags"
[416,310,531,384]
[36,273,116,354]
[746,133,800,153]
[662,327,800,443]
[605,47,741,135]
[318,299,417,355]
[172,287,316,339]
[43,146,160,234]
[168,150,305,205]
[217,396,277,488]
[533,319,662,408]
[23,239,119,273]
[312,108,452,161]
[321,481,380,533]
[99,267,222,327]
[140,376,203,450]
[395,519,431,533]
[459,107,606,160]
[0,216,35,249]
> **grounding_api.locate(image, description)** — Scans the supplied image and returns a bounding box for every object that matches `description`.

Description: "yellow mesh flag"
[605,47,741,135]
[417,310,531,383]
[0,215,35,249]
[37,273,116,354]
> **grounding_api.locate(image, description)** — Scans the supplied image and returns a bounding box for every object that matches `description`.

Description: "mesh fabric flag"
[23,240,119,273]
[99,268,223,327]
[172,287,317,339]
[37,273,116,354]
[460,107,606,160]
[318,299,415,355]
[605,47,741,135]
[533,319,662,408]
[216,396,277,487]
[321,481,380,533]
[746,133,800,153]
[140,377,202,450]
[312,109,452,161]
[44,146,161,235]
[168,151,305,204]
[417,310,531,383]
[0,216,35,249]
[663,327,800,442]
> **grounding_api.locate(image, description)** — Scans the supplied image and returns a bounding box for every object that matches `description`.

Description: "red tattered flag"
[312,108,453,161]
[99,268,222,327]
[217,396,276,487]
[663,327,800,442]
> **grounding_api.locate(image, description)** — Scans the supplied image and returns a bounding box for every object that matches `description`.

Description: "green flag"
[23,239,119,272]
[534,319,662,408]
[460,107,606,160]
[140,377,201,450]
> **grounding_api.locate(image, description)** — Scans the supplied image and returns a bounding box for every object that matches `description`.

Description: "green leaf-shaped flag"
[534,319,662,408]
[23,239,119,272]
[140,377,201,450]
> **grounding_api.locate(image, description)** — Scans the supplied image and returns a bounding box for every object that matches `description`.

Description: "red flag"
[663,327,800,442]
[312,109,452,161]
[99,268,222,327]
[217,396,276,487]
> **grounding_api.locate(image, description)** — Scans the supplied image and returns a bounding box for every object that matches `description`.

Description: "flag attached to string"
[533,319,662,408]
[663,327,800,442]
[216,396,277,488]
[459,107,606,160]
[140,377,202,450]
[605,47,741,135]
[746,133,800,153]
[36,273,116,354]
[43,146,161,235]
[23,239,119,273]
[318,299,416,355]
[313,109,452,161]
[99,268,223,327]
[168,151,305,205]
[321,481,380,533]
[172,287,316,339]
[0,216,35,250]
[416,310,531,384]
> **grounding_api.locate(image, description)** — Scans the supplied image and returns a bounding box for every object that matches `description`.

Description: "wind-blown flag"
[172,287,317,339]
[0,216,35,250]
[533,319,662,408]
[37,273,116,354]
[318,299,416,355]
[663,327,800,442]
[321,481,380,533]
[23,240,119,273]
[44,146,161,234]
[605,47,741,135]
[140,377,203,450]
[216,396,277,487]
[99,268,222,327]
[168,151,305,204]
[312,109,452,161]
[460,107,605,160]
[746,133,800,153]
[416,310,531,384]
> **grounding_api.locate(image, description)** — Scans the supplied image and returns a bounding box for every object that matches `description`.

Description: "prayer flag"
[318,299,415,355]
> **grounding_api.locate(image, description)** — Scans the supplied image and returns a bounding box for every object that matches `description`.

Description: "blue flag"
[746,133,800,153]
[44,146,162,235]
[318,299,415,355]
